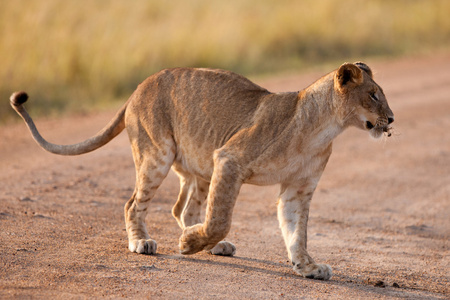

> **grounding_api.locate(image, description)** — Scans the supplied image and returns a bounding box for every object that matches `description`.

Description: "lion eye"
[370,92,378,101]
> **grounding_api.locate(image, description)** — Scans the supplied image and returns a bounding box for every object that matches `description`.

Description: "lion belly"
[172,143,215,182]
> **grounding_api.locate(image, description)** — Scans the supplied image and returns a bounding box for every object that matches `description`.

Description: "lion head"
[334,62,394,139]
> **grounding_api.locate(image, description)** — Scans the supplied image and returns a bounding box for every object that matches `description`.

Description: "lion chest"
[243,121,338,186]
[244,146,332,186]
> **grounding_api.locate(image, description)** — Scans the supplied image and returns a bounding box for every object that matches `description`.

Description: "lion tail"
[10,91,127,156]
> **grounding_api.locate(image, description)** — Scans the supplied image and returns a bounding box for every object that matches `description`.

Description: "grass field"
[1,0,450,123]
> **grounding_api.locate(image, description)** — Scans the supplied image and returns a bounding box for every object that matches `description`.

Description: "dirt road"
[1,54,449,299]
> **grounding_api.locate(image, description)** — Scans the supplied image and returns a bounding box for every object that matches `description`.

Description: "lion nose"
[388,117,394,124]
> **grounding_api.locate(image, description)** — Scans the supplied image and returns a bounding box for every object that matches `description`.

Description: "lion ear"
[334,63,363,93]
[354,61,373,78]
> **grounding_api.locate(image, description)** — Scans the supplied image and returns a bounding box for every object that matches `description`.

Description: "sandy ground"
[0,54,449,299]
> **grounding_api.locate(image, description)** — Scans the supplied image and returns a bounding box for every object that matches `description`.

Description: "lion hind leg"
[125,139,175,255]
[171,171,205,229]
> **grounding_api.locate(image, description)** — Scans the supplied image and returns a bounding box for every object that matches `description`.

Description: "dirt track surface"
[1,54,449,299]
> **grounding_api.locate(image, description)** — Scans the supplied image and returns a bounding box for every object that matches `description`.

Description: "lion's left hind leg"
[172,171,236,256]
[125,135,175,255]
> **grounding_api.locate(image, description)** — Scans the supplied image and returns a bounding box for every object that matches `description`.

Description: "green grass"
[1,0,450,123]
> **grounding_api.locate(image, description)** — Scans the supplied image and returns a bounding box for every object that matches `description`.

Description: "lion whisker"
[342,107,356,123]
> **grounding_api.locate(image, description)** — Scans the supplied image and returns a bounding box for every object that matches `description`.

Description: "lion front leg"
[278,183,332,280]
[179,153,242,255]
[173,172,237,256]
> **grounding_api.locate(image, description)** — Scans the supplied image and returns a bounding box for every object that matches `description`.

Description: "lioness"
[10,62,393,280]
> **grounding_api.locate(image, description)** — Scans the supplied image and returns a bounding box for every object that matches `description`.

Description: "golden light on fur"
[10,62,393,281]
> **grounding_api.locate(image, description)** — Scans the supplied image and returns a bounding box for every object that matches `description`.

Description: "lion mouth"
[366,120,393,137]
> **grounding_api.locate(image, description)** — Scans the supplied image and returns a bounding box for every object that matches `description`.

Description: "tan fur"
[10,62,394,280]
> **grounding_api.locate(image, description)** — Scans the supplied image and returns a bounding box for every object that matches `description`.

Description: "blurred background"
[1,0,450,123]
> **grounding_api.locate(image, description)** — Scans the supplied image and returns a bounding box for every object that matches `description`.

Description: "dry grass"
[1,0,450,123]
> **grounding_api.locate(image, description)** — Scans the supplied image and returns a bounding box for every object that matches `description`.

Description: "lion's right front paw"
[294,263,332,280]
[179,224,208,255]
[129,239,157,255]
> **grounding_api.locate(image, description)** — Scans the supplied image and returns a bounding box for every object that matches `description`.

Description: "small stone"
[374,280,386,288]
[19,197,34,202]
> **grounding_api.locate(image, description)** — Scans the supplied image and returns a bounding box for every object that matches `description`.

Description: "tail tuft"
[10,91,29,107]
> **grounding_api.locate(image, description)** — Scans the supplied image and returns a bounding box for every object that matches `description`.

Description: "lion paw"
[179,224,207,255]
[294,263,332,280]
[129,239,157,255]
[207,241,236,256]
